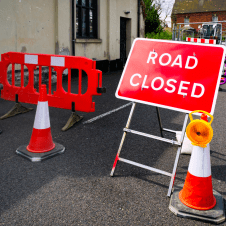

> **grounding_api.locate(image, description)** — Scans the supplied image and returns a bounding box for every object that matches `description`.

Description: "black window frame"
[76,0,97,39]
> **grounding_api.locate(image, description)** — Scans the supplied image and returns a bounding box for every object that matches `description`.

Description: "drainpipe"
[137,0,140,37]
[107,0,110,71]
[71,0,75,56]
[54,0,59,54]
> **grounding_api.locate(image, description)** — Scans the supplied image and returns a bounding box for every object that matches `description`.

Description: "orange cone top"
[39,84,48,102]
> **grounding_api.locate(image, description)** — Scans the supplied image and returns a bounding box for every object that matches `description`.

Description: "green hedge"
[146,30,172,40]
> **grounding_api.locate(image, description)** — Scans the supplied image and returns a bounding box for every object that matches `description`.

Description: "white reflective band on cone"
[188,144,211,177]
[33,101,50,129]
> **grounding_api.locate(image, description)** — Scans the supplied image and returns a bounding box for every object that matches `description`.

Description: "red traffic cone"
[16,85,65,162]
[169,112,225,224]
[27,85,55,152]
[179,113,216,210]
[179,143,216,210]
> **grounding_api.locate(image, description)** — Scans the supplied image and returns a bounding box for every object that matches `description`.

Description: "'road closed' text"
[130,74,205,98]
[146,51,198,69]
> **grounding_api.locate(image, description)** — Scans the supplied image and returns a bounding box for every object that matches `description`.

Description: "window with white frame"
[184,17,189,24]
[212,15,218,22]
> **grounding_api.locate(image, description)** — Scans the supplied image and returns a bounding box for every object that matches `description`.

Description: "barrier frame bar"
[110,102,189,197]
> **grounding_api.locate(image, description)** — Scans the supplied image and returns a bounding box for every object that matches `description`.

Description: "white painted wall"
[0,0,55,55]
[0,0,144,61]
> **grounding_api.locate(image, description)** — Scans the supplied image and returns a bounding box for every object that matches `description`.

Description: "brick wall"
[175,11,226,33]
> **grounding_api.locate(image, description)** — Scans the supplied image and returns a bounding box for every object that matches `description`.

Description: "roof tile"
[172,0,226,14]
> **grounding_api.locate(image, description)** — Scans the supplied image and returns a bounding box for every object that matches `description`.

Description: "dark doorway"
[120,17,127,66]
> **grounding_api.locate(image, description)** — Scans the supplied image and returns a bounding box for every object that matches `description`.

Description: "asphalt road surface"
[0,70,226,225]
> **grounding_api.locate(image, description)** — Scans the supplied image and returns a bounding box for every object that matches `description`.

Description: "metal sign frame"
[110,103,189,197]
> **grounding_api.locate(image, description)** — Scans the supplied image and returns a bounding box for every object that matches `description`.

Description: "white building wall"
[0,0,56,56]
[0,0,144,62]
[57,0,72,55]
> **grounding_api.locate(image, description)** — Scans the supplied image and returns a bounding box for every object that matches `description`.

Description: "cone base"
[16,143,65,162]
[169,184,225,224]
[179,190,216,210]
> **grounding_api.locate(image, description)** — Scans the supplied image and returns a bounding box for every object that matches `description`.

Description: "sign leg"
[156,107,164,137]
[167,113,189,197]
[110,103,136,176]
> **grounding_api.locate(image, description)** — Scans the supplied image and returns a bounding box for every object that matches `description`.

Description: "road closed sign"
[116,39,225,114]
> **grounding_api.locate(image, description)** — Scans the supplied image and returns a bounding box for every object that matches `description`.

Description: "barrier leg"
[61,102,83,131]
[110,103,136,176]
[0,94,33,120]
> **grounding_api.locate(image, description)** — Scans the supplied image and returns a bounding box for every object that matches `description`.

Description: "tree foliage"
[146,30,172,40]
[141,0,163,34]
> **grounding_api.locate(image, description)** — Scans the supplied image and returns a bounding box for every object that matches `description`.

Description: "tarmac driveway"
[0,70,226,225]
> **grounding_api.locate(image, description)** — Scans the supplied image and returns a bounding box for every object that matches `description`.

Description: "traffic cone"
[169,111,225,224]
[179,113,215,210]
[27,85,55,153]
[179,143,216,210]
[175,131,193,154]
[16,85,65,162]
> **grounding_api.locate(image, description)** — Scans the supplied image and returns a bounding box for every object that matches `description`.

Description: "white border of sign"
[115,38,225,115]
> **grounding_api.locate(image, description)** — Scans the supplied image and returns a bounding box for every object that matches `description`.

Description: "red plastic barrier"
[0,52,105,112]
